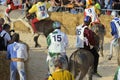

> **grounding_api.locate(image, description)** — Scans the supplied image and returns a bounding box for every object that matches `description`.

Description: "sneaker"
[93,72,102,77]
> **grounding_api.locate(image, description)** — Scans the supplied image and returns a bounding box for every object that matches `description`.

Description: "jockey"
[76,16,102,77]
[108,11,120,60]
[46,21,68,74]
[84,1,101,26]
[76,16,96,50]
[5,0,23,21]
[27,0,51,33]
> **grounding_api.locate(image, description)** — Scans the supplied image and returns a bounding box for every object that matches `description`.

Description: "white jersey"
[0,30,11,46]
[84,6,99,23]
[36,3,49,20]
[112,17,120,38]
[48,29,68,53]
[76,25,88,48]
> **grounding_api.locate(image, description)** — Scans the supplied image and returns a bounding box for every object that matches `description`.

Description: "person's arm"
[7,45,11,60]
[28,4,37,14]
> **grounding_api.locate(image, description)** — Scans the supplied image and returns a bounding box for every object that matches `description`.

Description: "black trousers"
[90,47,99,73]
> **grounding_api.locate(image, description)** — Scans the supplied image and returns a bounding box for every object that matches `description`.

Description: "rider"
[76,16,102,77]
[27,0,51,33]
[46,21,68,74]
[84,1,101,26]
[5,0,23,21]
[108,11,120,60]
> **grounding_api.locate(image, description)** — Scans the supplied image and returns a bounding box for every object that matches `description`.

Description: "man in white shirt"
[7,33,28,80]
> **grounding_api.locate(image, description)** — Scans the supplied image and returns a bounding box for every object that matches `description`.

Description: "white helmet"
[111,11,117,17]
[52,21,61,29]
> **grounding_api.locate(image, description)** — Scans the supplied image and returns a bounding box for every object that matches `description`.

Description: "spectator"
[97,0,105,9]
[112,0,120,15]
[108,11,120,60]
[105,0,113,15]
[0,18,5,32]
[27,0,51,33]
[0,24,12,50]
[0,0,6,5]
[114,66,120,80]
[48,57,74,80]
[76,16,102,77]
[46,21,68,74]
[7,33,28,80]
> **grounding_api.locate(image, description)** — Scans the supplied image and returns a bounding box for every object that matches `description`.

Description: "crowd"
[0,0,120,80]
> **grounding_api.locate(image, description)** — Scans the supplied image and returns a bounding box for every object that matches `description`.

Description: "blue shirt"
[110,17,120,38]
[7,42,28,61]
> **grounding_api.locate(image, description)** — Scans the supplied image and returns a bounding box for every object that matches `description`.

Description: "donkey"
[90,23,106,57]
[69,49,94,80]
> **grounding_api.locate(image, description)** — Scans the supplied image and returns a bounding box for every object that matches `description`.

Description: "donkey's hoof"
[35,44,41,48]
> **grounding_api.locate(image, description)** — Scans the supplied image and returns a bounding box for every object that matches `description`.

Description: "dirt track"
[18,32,117,80]
[0,5,118,80]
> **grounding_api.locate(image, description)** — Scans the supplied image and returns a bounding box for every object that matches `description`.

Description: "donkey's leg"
[99,38,104,57]
[87,66,94,80]
[34,34,41,47]
[75,69,88,80]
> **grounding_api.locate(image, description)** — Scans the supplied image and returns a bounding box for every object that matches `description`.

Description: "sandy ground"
[0,5,118,80]
[17,31,118,80]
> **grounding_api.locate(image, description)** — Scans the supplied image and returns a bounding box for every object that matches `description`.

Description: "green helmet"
[52,21,61,29]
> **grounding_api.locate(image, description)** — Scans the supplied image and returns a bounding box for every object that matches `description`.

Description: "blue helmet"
[52,21,61,29]
[84,16,91,23]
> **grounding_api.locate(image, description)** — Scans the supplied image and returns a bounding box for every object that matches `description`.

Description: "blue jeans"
[10,61,26,80]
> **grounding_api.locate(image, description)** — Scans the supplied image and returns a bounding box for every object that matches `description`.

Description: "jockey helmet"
[52,21,61,29]
[111,11,117,17]
[95,3,101,10]
[84,16,91,23]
